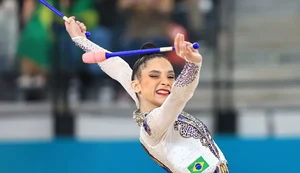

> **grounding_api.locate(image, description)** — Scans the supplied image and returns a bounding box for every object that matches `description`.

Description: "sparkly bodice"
[140,112,229,173]
[175,112,220,160]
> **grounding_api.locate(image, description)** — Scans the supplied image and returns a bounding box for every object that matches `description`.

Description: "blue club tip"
[85,32,91,38]
[192,42,200,49]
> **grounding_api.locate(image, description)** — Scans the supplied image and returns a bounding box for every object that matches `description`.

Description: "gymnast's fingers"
[184,41,192,47]
[79,23,86,32]
[69,17,75,24]
[174,33,180,56]
[179,34,186,57]
[186,46,193,57]
[180,42,187,58]
[65,17,74,29]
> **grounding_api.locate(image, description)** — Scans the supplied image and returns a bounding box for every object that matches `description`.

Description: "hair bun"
[140,42,157,49]
[139,42,158,58]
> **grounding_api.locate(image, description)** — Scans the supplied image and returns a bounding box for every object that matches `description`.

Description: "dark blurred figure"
[117,0,174,67]
[16,0,56,101]
[108,0,174,103]
[58,0,113,102]
[0,0,19,100]
[16,0,114,102]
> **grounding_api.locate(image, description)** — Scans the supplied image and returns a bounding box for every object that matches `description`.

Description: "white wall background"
[0,108,300,141]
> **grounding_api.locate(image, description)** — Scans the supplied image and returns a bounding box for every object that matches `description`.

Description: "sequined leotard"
[72,36,229,173]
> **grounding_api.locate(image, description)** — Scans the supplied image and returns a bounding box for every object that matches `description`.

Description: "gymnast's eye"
[149,75,159,78]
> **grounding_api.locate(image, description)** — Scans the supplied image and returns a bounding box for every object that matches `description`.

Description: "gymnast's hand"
[65,16,87,38]
[174,33,203,64]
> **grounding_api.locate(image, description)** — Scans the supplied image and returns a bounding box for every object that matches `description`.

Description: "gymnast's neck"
[138,100,160,114]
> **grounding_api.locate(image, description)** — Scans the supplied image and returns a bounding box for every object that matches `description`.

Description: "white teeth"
[157,90,169,94]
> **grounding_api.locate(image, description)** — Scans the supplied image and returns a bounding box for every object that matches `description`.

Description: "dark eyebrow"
[149,70,175,74]
[149,70,161,73]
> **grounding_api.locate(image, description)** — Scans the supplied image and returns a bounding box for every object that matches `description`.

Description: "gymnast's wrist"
[185,56,202,65]
[71,36,86,40]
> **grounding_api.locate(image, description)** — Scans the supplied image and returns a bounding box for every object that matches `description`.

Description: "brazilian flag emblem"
[188,156,209,173]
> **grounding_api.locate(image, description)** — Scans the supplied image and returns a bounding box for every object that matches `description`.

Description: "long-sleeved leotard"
[138,62,229,173]
[72,35,202,141]
[71,37,228,173]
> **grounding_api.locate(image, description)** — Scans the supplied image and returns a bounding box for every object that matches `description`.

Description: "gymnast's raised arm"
[141,34,202,146]
[64,16,138,106]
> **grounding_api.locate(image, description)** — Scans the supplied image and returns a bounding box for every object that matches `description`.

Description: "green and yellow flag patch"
[188,156,209,173]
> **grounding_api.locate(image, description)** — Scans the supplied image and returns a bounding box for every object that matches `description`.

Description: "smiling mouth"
[156,89,171,96]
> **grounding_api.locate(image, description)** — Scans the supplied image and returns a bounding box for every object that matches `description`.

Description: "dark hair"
[131,43,169,80]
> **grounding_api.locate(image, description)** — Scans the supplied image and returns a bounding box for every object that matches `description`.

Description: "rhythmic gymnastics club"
[39,0,91,38]
[82,43,200,63]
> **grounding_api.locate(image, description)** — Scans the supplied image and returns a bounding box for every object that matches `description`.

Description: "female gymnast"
[65,16,229,173]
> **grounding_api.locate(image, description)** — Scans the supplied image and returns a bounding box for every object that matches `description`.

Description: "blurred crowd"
[0,0,217,103]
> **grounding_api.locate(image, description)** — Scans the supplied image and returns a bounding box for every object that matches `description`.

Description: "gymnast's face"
[132,58,175,108]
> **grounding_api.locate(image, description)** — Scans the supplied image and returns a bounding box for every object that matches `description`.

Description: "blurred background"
[0,0,300,172]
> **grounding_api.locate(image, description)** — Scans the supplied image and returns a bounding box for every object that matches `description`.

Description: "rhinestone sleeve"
[171,61,201,101]
[71,36,139,106]
[72,36,104,52]
[174,62,200,87]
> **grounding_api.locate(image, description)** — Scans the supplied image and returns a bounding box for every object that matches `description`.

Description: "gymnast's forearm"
[170,61,201,102]
[160,61,201,123]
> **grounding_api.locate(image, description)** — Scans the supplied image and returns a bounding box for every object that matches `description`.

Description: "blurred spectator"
[167,0,205,74]
[173,0,204,40]
[91,0,129,104]
[12,0,210,104]
[58,0,111,101]
[117,0,174,67]
[165,22,189,75]
[0,0,19,100]
[15,0,113,102]
[173,0,216,47]
[16,0,55,101]
[112,0,174,103]
[0,0,18,72]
